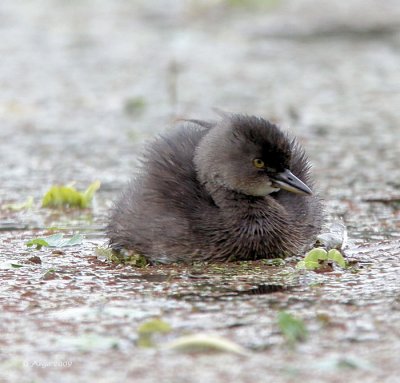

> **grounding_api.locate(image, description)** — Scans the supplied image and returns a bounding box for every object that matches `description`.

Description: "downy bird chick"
[107,114,322,263]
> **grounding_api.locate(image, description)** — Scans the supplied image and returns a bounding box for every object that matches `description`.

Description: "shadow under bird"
[107,113,322,263]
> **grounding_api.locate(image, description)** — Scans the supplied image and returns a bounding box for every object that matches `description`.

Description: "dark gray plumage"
[107,114,322,263]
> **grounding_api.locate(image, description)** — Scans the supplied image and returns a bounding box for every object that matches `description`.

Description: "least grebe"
[107,113,322,263]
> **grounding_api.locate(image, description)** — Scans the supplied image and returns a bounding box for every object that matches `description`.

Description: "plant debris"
[163,334,249,355]
[96,247,148,267]
[10,263,24,268]
[42,181,100,208]
[26,233,84,249]
[296,248,347,271]
[137,318,172,348]
[277,311,307,345]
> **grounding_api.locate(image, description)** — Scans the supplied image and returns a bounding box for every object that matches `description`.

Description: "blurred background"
[1,0,400,205]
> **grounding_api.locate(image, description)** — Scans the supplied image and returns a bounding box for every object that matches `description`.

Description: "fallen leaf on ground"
[163,334,249,355]
[26,233,84,249]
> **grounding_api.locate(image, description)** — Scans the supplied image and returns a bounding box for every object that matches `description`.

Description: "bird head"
[193,114,312,197]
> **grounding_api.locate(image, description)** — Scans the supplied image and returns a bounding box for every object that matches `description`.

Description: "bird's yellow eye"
[253,158,265,169]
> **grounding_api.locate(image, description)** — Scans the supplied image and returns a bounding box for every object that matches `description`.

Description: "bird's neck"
[207,183,279,213]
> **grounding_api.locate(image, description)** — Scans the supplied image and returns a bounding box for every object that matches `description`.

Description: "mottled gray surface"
[1,1,400,382]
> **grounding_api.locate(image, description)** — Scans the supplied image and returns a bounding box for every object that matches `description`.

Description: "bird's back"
[107,123,213,261]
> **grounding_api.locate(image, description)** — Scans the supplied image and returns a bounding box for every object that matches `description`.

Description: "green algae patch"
[137,318,172,348]
[42,181,100,208]
[277,311,307,345]
[95,247,149,268]
[26,233,84,249]
[296,248,347,271]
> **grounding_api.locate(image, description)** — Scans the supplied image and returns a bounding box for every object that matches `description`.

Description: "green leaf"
[2,196,34,211]
[296,259,320,270]
[137,318,172,348]
[163,334,249,355]
[296,248,327,270]
[10,263,24,268]
[296,247,347,270]
[277,311,307,345]
[61,234,84,247]
[327,249,347,268]
[26,233,84,249]
[137,319,172,335]
[305,248,328,262]
[42,181,100,208]
[26,238,50,249]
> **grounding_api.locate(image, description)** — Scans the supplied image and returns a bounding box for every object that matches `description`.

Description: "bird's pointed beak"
[270,169,312,196]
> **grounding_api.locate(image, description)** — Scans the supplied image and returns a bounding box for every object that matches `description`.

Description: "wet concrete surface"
[1,1,400,382]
